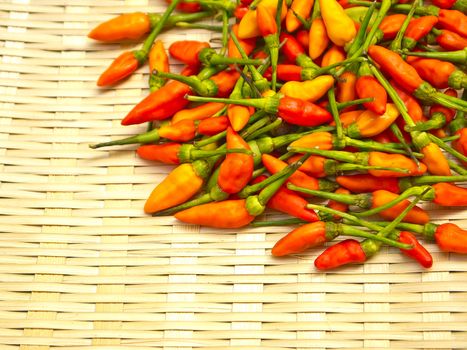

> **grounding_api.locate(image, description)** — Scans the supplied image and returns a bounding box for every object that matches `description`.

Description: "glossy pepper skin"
[368,45,424,94]
[432,183,467,206]
[420,142,452,176]
[277,96,333,127]
[355,76,387,115]
[336,174,401,194]
[169,40,210,67]
[149,40,170,92]
[217,128,254,194]
[434,223,467,254]
[279,75,335,102]
[372,190,430,224]
[308,18,330,60]
[408,57,466,90]
[228,24,256,60]
[378,14,407,40]
[97,51,140,87]
[272,221,328,256]
[137,143,181,164]
[286,0,314,32]
[367,152,427,178]
[175,199,256,228]
[319,0,357,46]
[438,9,467,37]
[337,71,357,112]
[314,239,366,270]
[88,12,151,41]
[172,102,226,123]
[398,231,433,268]
[327,188,351,219]
[144,163,204,214]
[402,16,439,50]
[435,29,467,51]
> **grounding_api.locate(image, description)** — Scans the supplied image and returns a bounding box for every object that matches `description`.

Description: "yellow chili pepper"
[321,45,346,67]
[318,0,356,46]
[421,142,452,176]
[309,18,329,60]
[286,0,314,33]
[238,0,287,39]
[346,103,400,138]
[279,75,335,102]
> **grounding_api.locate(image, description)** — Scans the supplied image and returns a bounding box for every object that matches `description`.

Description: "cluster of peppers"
[89,0,467,270]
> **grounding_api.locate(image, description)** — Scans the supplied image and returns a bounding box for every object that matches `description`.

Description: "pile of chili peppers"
[89,0,467,270]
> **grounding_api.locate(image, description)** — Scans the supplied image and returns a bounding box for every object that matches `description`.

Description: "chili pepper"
[137,142,246,165]
[197,116,230,135]
[166,0,202,13]
[434,223,467,254]
[155,69,240,97]
[88,12,152,41]
[289,184,430,224]
[296,30,310,50]
[308,18,330,60]
[319,0,357,46]
[97,51,140,87]
[279,75,334,102]
[217,128,254,194]
[432,182,467,206]
[257,3,280,89]
[286,0,314,32]
[187,94,333,127]
[144,158,213,214]
[355,62,387,115]
[174,154,310,228]
[336,110,364,127]
[327,187,351,220]
[346,104,400,138]
[235,3,250,20]
[148,40,169,92]
[437,9,467,37]
[407,57,467,90]
[404,47,467,65]
[172,102,226,123]
[321,45,346,67]
[253,175,321,222]
[433,0,467,11]
[435,29,467,51]
[419,140,452,175]
[238,0,287,39]
[228,24,257,60]
[272,221,328,256]
[368,46,467,112]
[289,148,426,177]
[279,33,317,68]
[314,239,366,270]
[309,201,432,268]
[337,174,401,194]
[336,70,357,112]
[376,14,408,41]
[402,16,439,50]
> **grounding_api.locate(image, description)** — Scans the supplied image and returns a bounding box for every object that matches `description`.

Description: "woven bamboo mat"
[1,0,467,349]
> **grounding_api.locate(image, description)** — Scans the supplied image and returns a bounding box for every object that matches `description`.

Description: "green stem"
[157,71,218,97]
[353,185,434,217]
[390,123,420,165]
[334,97,374,111]
[390,0,418,52]
[344,137,423,157]
[288,183,372,206]
[347,1,377,57]
[245,118,282,141]
[250,218,307,227]
[137,0,181,62]
[90,128,160,149]
[405,113,446,132]
[175,22,223,31]
[194,131,226,148]
[328,87,343,143]
[220,10,229,55]
[404,48,467,65]
[341,225,412,249]
[448,159,467,175]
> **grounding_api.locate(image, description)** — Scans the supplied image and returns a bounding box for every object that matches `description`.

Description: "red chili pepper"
[355,62,387,115]
[432,183,467,206]
[234,4,249,20]
[217,128,254,194]
[97,51,140,87]
[438,9,467,37]
[314,239,367,270]
[279,33,315,68]
[435,29,467,50]
[276,64,303,81]
[402,16,439,50]
[430,89,458,125]
[296,30,310,51]
[122,65,197,125]
[197,116,230,136]
[169,40,211,67]
[165,0,202,13]
[452,128,467,162]
[336,174,401,194]
[398,231,433,268]
[434,223,467,254]
[407,57,466,90]
[433,0,459,9]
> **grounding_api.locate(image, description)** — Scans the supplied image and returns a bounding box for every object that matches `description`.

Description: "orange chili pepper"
[434,223,467,254]
[372,190,430,224]
[346,104,400,138]
[435,29,467,51]
[438,9,467,38]
[88,12,152,41]
[169,40,210,67]
[286,0,314,32]
[287,154,327,178]
[420,142,451,176]
[197,116,230,136]
[289,131,333,150]
[334,110,364,128]
[272,221,327,256]
[308,18,330,60]
[321,45,346,67]
[336,70,357,112]
[408,57,466,90]
[327,187,351,220]
[158,120,197,142]
[228,24,256,60]
[172,102,226,124]
[217,128,254,194]
[377,14,407,40]
[355,62,388,115]
[368,152,427,177]
[228,105,254,131]
[149,40,170,92]
[137,143,182,164]
[432,183,467,206]
[144,163,204,214]
[97,51,140,87]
